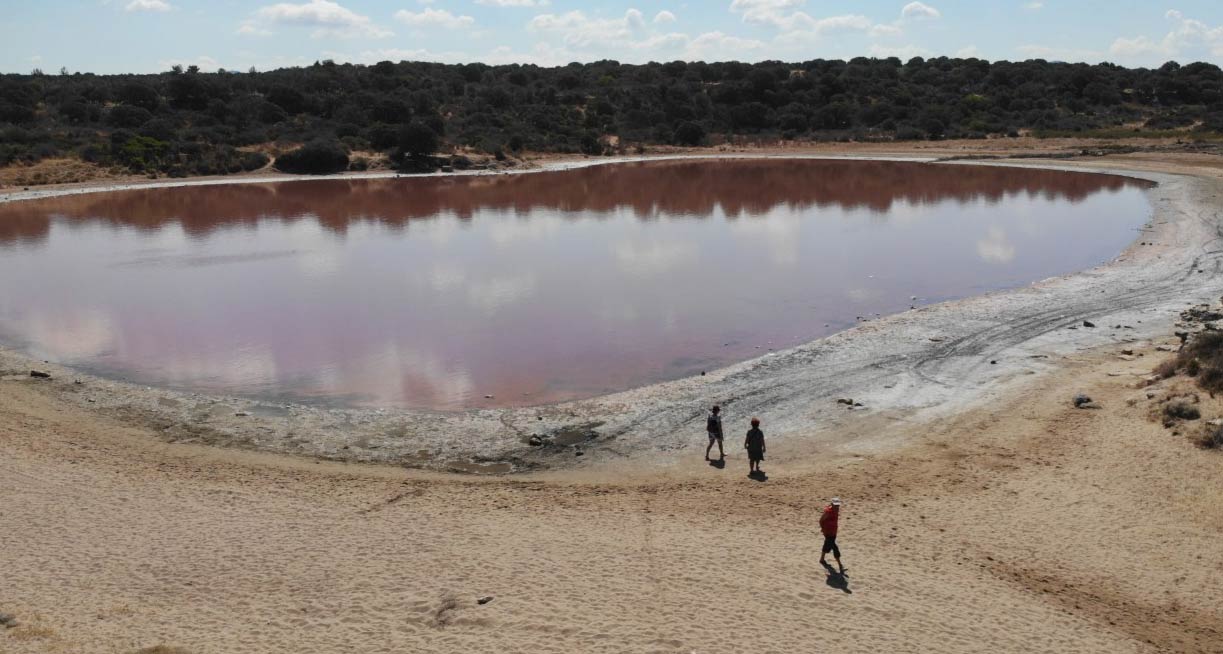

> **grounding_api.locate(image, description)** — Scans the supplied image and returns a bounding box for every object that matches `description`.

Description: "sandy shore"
[2,145,1223,652]
[3,332,1221,653]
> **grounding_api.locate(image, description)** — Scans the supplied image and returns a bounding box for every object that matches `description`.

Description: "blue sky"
[5,1,1223,74]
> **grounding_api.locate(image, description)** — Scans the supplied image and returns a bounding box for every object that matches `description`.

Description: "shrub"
[273,140,349,174]
[673,121,706,146]
[398,121,439,159]
[1164,402,1201,421]
[1174,331,1223,393]
[1198,425,1223,449]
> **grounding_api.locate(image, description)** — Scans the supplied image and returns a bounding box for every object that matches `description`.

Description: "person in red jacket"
[819,498,843,571]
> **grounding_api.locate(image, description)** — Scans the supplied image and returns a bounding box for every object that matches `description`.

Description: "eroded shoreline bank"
[2,154,1221,473]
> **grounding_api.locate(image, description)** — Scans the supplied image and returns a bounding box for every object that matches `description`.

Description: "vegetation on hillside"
[3,57,1223,177]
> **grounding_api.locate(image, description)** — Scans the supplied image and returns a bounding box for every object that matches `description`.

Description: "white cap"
[830,497,841,506]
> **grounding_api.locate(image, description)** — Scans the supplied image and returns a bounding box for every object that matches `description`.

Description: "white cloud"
[394,8,474,29]
[237,21,274,36]
[730,0,807,28]
[869,23,903,38]
[901,2,940,19]
[1016,44,1103,62]
[529,9,664,49]
[251,0,392,39]
[476,0,550,6]
[956,45,982,58]
[1109,11,1223,62]
[125,0,171,11]
[1023,1,1043,10]
[685,31,766,61]
[654,10,677,24]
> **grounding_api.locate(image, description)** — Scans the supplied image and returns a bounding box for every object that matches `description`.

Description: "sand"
[3,337,1222,653]
[2,145,1223,653]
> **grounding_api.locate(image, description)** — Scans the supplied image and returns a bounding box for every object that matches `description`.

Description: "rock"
[574,450,584,457]
[484,394,494,399]
[1073,394,1093,408]
[1121,349,1134,356]
[0,612,16,628]
[234,411,250,417]
[528,435,544,447]
[29,370,51,379]
[990,360,997,365]
[1083,321,1096,328]
[1156,345,1174,352]
[1117,355,1135,361]
[836,398,854,405]
[477,596,494,605]
[700,371,706,376]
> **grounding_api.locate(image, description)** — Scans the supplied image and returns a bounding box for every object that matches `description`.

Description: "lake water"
[0,160,1153,409]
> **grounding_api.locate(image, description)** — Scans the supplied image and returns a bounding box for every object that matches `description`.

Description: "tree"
[673,121,706,146]
[273,140,349,174]
[398,121,439,159]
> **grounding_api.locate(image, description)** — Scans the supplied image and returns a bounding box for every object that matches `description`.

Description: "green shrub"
[273,140,348,174]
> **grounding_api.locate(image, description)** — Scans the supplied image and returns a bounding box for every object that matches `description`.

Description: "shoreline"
[2,152,1221,475]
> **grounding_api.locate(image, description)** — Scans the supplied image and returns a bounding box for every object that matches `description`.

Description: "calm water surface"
[0,160,1153,409]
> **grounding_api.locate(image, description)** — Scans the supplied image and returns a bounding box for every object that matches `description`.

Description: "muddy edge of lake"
[2,153,1220,474]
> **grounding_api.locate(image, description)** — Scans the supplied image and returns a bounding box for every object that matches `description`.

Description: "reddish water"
[0,160,1152,409]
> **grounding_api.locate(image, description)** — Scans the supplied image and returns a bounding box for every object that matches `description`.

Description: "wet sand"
[2,147,1223,652]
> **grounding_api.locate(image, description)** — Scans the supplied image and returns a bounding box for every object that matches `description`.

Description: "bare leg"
[705,439,713,460]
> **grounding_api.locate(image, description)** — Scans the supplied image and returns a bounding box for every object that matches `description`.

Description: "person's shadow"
[748,470,768,482]
[708,458,726,469]
[821,561,851,594]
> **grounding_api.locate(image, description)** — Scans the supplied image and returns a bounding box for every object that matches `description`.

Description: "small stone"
[29,370,51,379]
[700,371,706,376]
[528,435,544,447]
[574,450,584,457]
[477,596,494,605]
[1073,394,1092,408]
[1083,321,1096,328]
[1121,349,1134,356]
[484,394,494,399]
[0,613,16,627]
[990,360,997,365]
[836,398,854,405]
[234,411,250,417]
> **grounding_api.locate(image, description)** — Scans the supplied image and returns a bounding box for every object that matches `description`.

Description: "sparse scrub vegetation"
[1160,331,1223,393]
[3,58,1223,179]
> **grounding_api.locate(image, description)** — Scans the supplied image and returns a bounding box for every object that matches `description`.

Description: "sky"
[4,1,1223,74]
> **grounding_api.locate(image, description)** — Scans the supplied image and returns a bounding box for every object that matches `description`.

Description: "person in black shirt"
[705,405,724,461]
[745,417,765,474]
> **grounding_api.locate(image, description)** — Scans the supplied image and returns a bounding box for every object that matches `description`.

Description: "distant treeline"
[2,57,1223,176]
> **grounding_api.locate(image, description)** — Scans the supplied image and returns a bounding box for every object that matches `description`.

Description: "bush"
[399,121,439,159]
[273,140,349,174]
[1164,402,1201,421]
[673,121,706,146]
[1198,425,1223,449]
[1173,331,1223,393]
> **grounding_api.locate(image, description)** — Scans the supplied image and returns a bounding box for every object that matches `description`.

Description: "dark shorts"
[708,432,723,442]
[747,446,764,462]
[822,535,840,557]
